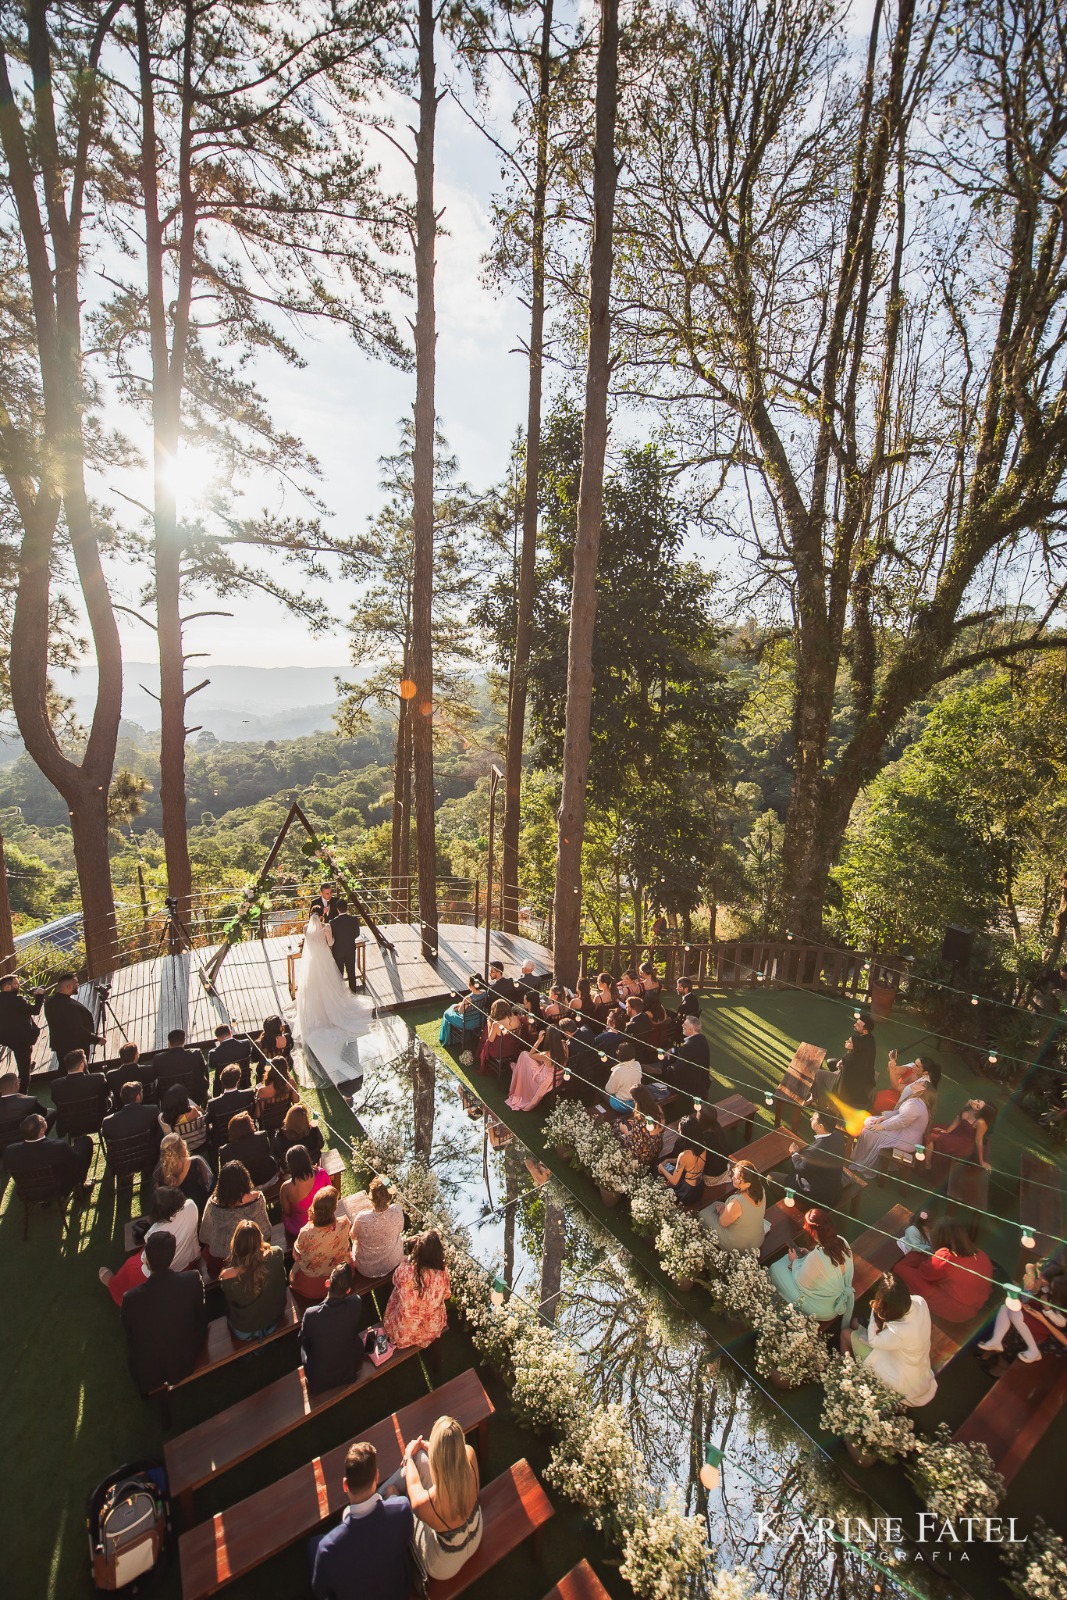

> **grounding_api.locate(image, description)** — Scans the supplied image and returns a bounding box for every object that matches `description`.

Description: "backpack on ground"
[87,1459,171,1594]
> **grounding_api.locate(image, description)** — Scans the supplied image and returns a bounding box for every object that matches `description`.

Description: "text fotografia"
[757,1514,1025,1563]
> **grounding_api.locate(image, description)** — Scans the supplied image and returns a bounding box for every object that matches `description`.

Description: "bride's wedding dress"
[294,913,370,1043]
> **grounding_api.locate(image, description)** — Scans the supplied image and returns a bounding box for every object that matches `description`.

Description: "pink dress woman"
[506,1049,557,1111]
[283,1167,333,1241]
[383,1259,451,1349]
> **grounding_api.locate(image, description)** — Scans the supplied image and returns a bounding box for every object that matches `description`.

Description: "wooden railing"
[578,940,903,999]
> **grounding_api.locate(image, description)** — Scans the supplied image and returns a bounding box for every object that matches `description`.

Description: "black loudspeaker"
[941,925,975,968]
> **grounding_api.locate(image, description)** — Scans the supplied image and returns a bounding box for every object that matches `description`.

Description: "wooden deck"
[23,924,552,1071]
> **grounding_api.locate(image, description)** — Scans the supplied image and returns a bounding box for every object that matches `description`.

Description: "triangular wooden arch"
[203,799,395,988]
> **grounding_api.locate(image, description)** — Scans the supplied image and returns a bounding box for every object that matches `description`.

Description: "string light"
[763,1091,774,1107]
[783,1188,796,1208]
[1005,1285,1023,1311]
[699,1442,723,1491]
[970,994,979,1006]
[988,1053,998,1065]
[489,1276,507,1308]
[914,1144,926,1162]
[1021,1225,1036,1250]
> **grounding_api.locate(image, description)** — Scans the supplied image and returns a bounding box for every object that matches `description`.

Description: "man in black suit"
[310,882,337,922]
[0,974,44,1092]
[152,1029,208,1103]
[773,1109,846,1208]
[3,1111,92,1201]
[660,1014,711,1106]
[208,1024,253,1092]
[44,974,102,1070]
[106,1042,152,1107]
[299,1263,366,1393]
[121,1230,208,1394]
[815,1012,877,1112]
[623,995,657,1065]
[0,1070,54,1138]
[488,960,519,1005]
[51,1049,109,1135]
[673,976,701,1043]
[102,1081,162,1158]
[206,1064,256,1147]
[328,898,362,990]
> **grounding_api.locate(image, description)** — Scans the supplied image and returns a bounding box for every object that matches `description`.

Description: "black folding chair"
[53,1091,107,1143]
[11,1167,69,1240]
[102,1127,158,1190]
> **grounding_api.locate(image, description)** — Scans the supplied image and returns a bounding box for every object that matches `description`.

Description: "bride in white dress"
[294,911,370,1045]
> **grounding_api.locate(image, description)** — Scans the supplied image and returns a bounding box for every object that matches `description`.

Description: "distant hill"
[51,661,342,740]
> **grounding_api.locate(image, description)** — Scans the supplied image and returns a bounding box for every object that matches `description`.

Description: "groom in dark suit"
[329,899,362,990]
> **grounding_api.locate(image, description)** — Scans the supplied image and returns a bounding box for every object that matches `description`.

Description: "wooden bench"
[430,1459,553,1599]
[772,1042,826,1132]
[1020,1151,1063,1263]
[953,1347,1067,1485]
[152,1297,299,1401]
[696,1128,796,1200]
[178,1367,494,1599]
[167,1342,420,1522]
[322,1146,346,1191]
[849,1203,912,1301]
[713,1093,755,1146]
[542,1559,611,1599]
[759,1199,804,1263]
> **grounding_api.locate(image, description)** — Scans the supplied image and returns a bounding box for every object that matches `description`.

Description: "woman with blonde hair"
[219,1217,288,1339]
[274,1101,324,1165]
[290,1184,352,1301]
[153,1131,213,1216]
[386,1414,482,1579]
[351,1174,405,1279]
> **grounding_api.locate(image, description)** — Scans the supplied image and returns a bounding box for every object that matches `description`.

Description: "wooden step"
[178,1367,494,1600]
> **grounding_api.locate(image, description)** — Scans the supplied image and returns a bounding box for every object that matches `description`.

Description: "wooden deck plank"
[543,1561,611,1600]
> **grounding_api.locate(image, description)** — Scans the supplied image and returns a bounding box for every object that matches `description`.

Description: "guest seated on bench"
[700,1162,766,1250]
[769,1208,855,1324]
[896,1220,992,1323]
[154,1131,213,1217]
[120,1229,208,1395]
[159,1084,207,1152]
[219,1217,288,1341]
[841,1272,937,1406]
[50,1048,108,1126]
[614,1087,664,1168]
[103,1080,162,1153]
[979,1261,1067,1364]
[505,1032,557,1112]
[256,1058,299,1117]
[291,1185,352,1302]
[872,1047,927,1113]
[281,1143,334,1245]
[846,1087,936,1180]
[478,1000,524,1078]
[309,1440,415,1600]
[926,1099,996,1205]
[592,971,619,1020]
[383,1229,450,1350]
[382,1415,482,1581]
[659,1014,710,1108]
[351,1176,405,1280]
[100,1185,199,1305]
[206,1065,255,1146]
[605,1040,642,1111]
[274,1103,325,1167]
[200,1161,270,1279]
[592,1004,628,1058]
[658,1115,707,1203]
[813,1012,876,1113]
[439,977,487,1048]
[300,1262,366,1391]
[218,1109,278,1188]
[774,1109,846,1208]
[541,984,569,1022]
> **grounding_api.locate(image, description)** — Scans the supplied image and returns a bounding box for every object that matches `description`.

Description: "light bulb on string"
[562,1069,571,1082]
[657,1051,666,1061]
[764,1091,774,1108]
[971,994,979,1006]
[699,1443,723,1491]
[783,1188,796,1208]
[853,1009,861,1020]
[599,1053,608,1062]
[1005,1285,1022,1312]
[489,1276,507,1309]
[914,1144,926,1162]
[1021,1225,1036,1250]
[988,1053,998,1065]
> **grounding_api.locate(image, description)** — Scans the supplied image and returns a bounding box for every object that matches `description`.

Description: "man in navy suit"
[309,1440,414,1600]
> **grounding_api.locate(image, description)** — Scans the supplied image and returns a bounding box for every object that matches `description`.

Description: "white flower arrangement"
[545,1402,643,1534]
[629,1172,678,1236]
[1003,1518,1067,1600]
[712,1248,778,1326]
[619,1492,710,1600]
[706,1569,770,1600]
[818,1353,917,1461]
[655,1209,715,1283]
[543,1100,592,1154]
[907,1423,1004,1522]
[581,1122,642,1194]
[509,1317,586,1433]
[753,1301,830,1388]
[458,1048,475,1067]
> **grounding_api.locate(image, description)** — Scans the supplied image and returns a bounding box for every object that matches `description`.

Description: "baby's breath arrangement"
[629,1171,678,1236]
[713,1248,778,1324]
[753,1301,830,1388]
[543,1099,591,1156]
[907,1423,1004,1521]
[655,1208,715,1284]
[618,1492,711,1600]
[819,1353,917,1462]
[1002,1518,1067,1600]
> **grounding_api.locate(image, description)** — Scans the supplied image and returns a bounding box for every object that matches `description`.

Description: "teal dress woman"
[769,1208,854,1323]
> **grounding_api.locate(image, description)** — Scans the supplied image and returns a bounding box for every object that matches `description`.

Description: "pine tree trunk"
[500,0,554,936]
[551,0,619,987]
[410,0,440,960]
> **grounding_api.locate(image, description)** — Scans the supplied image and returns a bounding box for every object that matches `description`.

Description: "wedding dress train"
[294,913,375,1087]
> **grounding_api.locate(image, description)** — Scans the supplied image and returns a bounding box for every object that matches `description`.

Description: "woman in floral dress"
[383,1229,451,1349]
[290,1186,352,1301]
